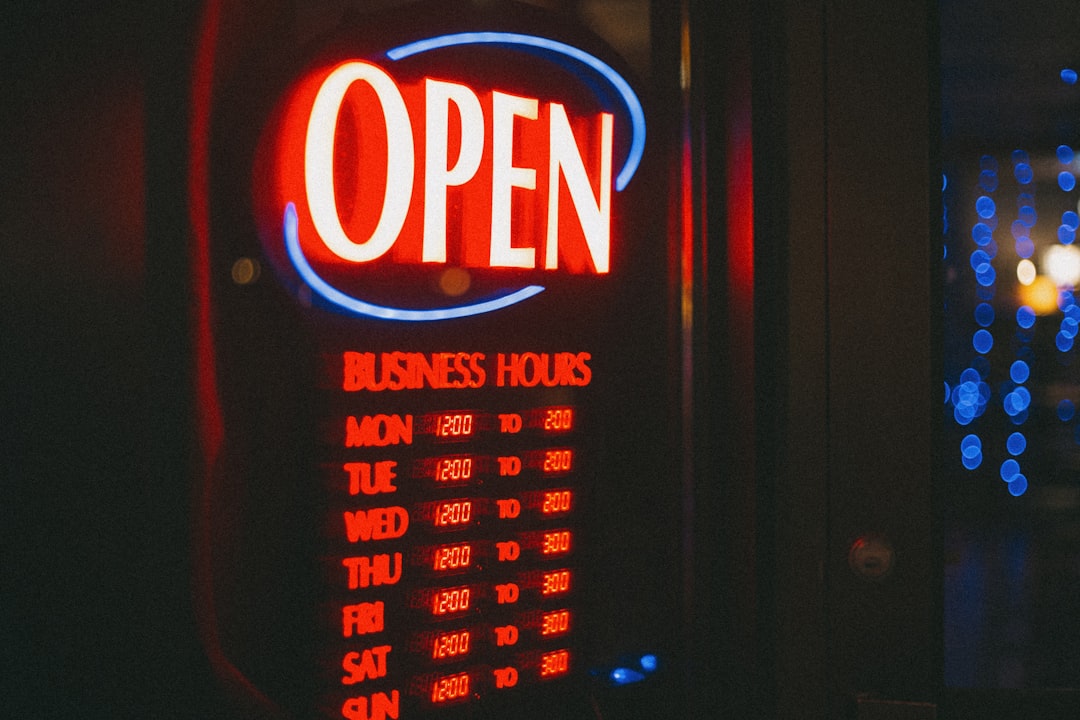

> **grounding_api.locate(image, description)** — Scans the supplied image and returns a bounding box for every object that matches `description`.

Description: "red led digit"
[432,543,473,571]
[539,649,570,678]
[541,490,572,514]
[541,569,571,595]
[432,586,472,616]
[543,407,574,432]
[541,449,572,473]
[434,456,473,482]
[540,609,570,636]
[434,499,473,527]
[541,530,571,555]
[430,671,471,703]
[436,412,474,438]
[431,629,472,660]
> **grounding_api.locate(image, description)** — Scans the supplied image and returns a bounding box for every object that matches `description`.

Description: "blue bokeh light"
[1017,306,1036,329]
[1010,360,1030,383]
[1000,459,1020,482]
[976,196,996,218]
[1014,163,1034,184]
[1007,431,1027,455]
[1008,475,1029,496]
[1059,172,1077,192]
[973,329,994,354]
[640,654,658,672]
[1058,145,1076,164]
[1059,399,1077,422]
[1062,68,1079,84]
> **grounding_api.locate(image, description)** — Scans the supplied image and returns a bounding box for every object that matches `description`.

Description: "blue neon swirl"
[283,203,544,321]
[387,32,645,191]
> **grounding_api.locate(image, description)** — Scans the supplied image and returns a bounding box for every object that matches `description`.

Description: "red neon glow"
[540,609,571,637]
[433,499,473,527]
[341,645,391,684]
[541,449,573,474]
[541,531,572,556]
[541,407,574,432]
[345,414,413,447]
[431,586,472,615]
[539,649,570,678]
[430,671,471,704]
[431,629,471,660]
[434,456,474,482]
[541,569,571,596]
[260,61,615,274]
[435,412,474,438]
[541,490,573,514]
[432,543,473,571]
[343,351,487,391]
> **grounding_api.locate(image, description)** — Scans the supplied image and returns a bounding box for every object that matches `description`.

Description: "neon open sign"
[261,33,645,321]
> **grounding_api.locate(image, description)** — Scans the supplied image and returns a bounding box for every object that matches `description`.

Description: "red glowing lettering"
[346,415,413,447]
[495,541,520,562]
[287,61,614,273]
[343,351,486,391]
[344,461,398,495]
[435,413,474,438]
[541,610,571,636]
[343,602,385,637]
[496,352,592,387]
[540,649,570,678]
[543,407,574,431]
[498,413,523,433]
[493,666,519,689]
[542,570,571,595]
[344,506,409,542]
[434,500,473,527]
[342,691,399,720]
[496,498,521,519]
[542,531,572,555]
[343,553,403,589]
[430,671,470,704]
[342,645,392,684]
[542,490,572,514]
[431,629,471,660]
[494,583,519,604]
[432,586,471,615]
[434,456,473,482]
[494,624,519,646]
[432,543,472,571]
[542,449,573,473]
[497,456,521,476]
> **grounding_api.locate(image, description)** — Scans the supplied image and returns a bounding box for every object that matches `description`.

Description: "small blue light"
[1010,408,1030,425]
[976,196,996,218]
[1015,237,1035,258]
[961,452,982,470]
[975,266,997,287]
[960,367,982,384]
[1062,317,1079,338]
[975,302,995,327]
[961,434,982,458]
[1059,145,1076,164]
[978,170,998,192]
[1007,431,1027,455]
[1008,475,1028,496]
[969,250,991,269]
[1000,459,1020,482]
[1010,360,1030,383]
[1057,331,1075,352]
[972,223,993,245]
[1014,163,1033,184]
[973,329,994,354]
[1059,225,1077,245]
[640,654,658,672]
[1063,211,1080,230]
[1018,205,1037,227]
[1059,399,1077,422]
[944,381,950,403]
[1017,306,1037,329]
[1060,171,1077,192]
[610,667,645,686]
[1062,68,1078,85]
[953,405,974,426]
[1061,290,1077,309]
[387,32,645,191]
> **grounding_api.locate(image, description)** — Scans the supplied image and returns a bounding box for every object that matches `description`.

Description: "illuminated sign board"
[195,4,674,720]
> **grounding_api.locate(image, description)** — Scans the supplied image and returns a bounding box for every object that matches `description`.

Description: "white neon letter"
[305,61,414,263]
[546,105,612,273]
[423,79,484,262]
[490,91,538,268]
